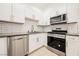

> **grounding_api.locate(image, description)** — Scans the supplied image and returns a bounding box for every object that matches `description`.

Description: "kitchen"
[0,3,79,56]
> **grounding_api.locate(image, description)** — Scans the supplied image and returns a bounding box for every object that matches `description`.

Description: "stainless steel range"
[47,30,67,56]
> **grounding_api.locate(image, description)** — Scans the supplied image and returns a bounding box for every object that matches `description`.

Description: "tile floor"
[29,47,58,56]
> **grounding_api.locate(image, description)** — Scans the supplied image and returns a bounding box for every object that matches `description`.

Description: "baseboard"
[46,46,65,56]
[28,45,65,56]
[28,45,45,55]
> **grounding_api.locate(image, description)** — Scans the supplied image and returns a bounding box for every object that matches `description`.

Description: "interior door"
[11,36,25,56]
[66,36,79,56]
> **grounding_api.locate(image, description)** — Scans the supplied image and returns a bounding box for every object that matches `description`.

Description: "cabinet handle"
[17,38,23,40]
[71,38,75,40]
[66,41,68,48]
[13,38,23,40]
[36,38,39,42]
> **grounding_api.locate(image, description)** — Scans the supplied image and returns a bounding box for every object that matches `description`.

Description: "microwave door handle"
[61,15,63,21]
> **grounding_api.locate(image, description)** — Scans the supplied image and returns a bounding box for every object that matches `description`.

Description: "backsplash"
[43,24,68,32]
[0,20,44,34]
[22,19,44,33]
[52,24,68,30]
[0,22,23,33]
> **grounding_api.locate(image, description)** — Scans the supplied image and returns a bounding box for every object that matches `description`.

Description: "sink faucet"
[31,25,34,32]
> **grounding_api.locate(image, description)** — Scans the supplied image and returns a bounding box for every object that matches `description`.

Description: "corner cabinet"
[12,4,25,23]
[0,4,11,21]
[29,33,47,53]
[66,35,79,56]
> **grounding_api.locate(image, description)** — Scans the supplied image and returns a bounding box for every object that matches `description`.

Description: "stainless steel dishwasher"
[9,35,28,56]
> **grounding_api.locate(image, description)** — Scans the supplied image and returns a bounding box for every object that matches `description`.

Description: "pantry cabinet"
[0,37,8,56]
[66,35,79,56]
[29,33,47,53]
[0,4,11,21]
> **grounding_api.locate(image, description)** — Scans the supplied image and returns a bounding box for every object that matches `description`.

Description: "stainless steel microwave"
[50,14,67,25]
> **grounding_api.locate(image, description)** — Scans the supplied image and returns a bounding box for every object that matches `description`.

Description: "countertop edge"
[0,32,47,37]
[66,33,79,36]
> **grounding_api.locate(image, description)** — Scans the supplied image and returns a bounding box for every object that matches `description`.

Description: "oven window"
[47,36,65,52]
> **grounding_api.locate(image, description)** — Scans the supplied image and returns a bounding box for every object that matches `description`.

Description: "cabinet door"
[11,36,25,56]
[67,24,78,34]
[29,34,39,53]
[66,4,79,23]
[24,35,28,55]
[57,4,67,15]
[25,6,34,19]
[0,4,11,21]
[66,36,79,56]
[39,33,47,46]
[12,4,25,23]
[29,33,47,53]
[0,37,8,56]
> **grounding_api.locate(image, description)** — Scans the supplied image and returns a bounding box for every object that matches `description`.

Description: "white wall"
[0,20,44,34]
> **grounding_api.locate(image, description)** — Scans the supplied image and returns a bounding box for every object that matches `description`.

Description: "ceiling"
[25,3,64,11]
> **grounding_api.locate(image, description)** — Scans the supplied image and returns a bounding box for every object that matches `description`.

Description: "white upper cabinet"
[50,8,57,17]
[0,3,25,23]
[25,6,41,21]
[0,4,11,21]
[66,4,79,23]
[25,6,33,19]
[57,4,67,15]
[50,4,67,17]
[12,4,25,23]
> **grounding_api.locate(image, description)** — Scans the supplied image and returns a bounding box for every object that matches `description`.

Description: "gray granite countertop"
[66,33,79,36]
[0,32,47,37]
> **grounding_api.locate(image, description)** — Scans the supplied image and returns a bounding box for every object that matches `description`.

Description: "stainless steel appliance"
[9,35,28,56]
[50,14,67,25]
[47,30,67,56]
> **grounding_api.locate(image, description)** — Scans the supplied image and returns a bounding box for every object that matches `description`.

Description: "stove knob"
[58,44,61,47]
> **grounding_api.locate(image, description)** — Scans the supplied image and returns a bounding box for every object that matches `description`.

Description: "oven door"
[47,36,65,52]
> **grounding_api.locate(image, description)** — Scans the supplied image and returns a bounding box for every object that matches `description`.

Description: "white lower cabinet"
[29,33,47,53]
[66,35,79,56]
[0,37,8,56]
